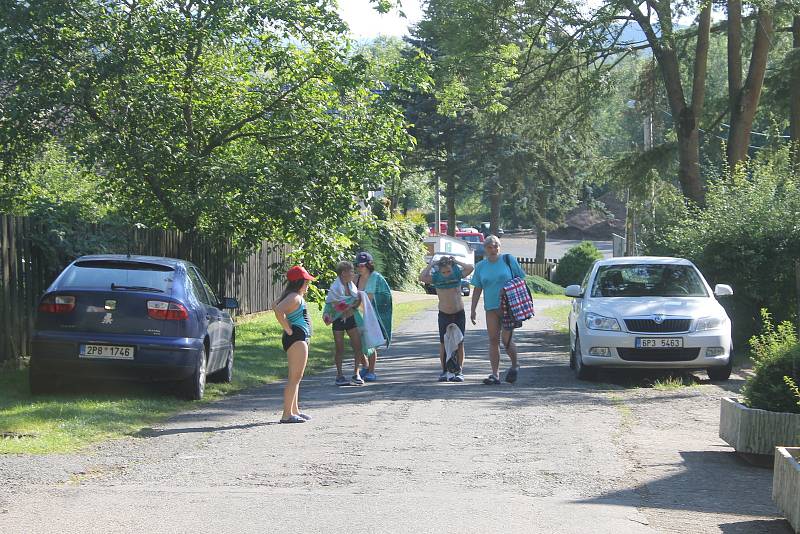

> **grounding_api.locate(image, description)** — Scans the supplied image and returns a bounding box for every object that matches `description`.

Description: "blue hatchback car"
[30,255,238,400]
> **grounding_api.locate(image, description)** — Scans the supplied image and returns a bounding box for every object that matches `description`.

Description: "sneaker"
[450,373,465,382]
[335,375,349,386]
[505,366,519,384]
[438,371,448,382]
[363,372,377,382]
[483,374,501,385]
[351,374,365,385]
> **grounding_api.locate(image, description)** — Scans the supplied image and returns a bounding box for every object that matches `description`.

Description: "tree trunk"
[636,4,709,206]
[791,16,800,168]
[489,179,501,237]
[446,172,456,236]
[728,0,743,115]
[728,9,774,168]
[535,230,546,263]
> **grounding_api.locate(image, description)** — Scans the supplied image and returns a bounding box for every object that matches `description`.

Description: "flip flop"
[280,415,306,424]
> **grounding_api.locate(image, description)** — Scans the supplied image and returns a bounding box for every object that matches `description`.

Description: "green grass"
[539,303,571,334]
[651,374,698,390]
[0,299,434,454]
[526,275,565,296]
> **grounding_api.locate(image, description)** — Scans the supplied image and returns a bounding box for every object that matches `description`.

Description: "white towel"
[359,290,387,349]
[444,323,464,368]
[326,277,358,303]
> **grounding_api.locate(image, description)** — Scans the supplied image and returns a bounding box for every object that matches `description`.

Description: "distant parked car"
[456,231,485,260]
[30,255,239,400]
[479,222,504,238]
[566,257,733,381]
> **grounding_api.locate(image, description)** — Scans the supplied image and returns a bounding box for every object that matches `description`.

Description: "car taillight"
[38,295,76,313]
[147,301,189,321]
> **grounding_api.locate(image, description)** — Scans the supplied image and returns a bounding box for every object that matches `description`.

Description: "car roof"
[73,254,186,268]
[595,256,695,267]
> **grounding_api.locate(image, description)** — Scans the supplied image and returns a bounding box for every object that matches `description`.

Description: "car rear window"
[591,264,708,298]
[59,261,175,292]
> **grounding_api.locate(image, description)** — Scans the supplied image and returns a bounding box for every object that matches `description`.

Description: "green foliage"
[355,216,427,292]
[1,0,415,269]
[525,275,565,296]
[785,376,800,408]
[646,147,800,343]
[741,310,800,414]
[552,242,603,287]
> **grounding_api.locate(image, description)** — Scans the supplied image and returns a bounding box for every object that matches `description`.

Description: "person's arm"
[470,287,482,325]
[454,259,474,278]
[419,260,434,284]
[273,294,299,335]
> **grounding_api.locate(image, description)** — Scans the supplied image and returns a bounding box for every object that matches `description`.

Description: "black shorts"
[282,325,309,351]
[438,309,466,343]
[332,315,357,332]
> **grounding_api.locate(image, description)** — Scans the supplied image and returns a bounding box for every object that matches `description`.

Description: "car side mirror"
[220,297,239,310]
[714,284,733,297]
[565,285,583,298]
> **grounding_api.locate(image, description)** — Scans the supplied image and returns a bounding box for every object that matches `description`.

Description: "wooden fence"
[0,214,289,365]
[517,256,558,279]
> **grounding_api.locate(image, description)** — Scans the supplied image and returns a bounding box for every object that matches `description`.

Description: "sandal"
[280,415,306,424]
[298,413,312,421]
[505,366,518,384]
[483,374,501,385]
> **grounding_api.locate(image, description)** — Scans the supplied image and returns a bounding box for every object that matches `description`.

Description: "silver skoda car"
[566,257,733,381]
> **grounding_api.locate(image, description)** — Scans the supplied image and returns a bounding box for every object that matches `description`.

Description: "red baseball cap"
[286,265,316,282]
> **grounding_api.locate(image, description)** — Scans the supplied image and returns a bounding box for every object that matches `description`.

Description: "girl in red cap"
[273,265,315,423]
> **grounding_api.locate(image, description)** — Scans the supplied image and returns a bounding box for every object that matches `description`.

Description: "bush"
[354,216,427,292]
[526,275,565,296]
[741,310,800,414]
[552,241,603,287]
[646,146,800,345]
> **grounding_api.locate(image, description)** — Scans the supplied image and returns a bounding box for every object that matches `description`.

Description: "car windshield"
[60,261,175,292]
[462,235,480,243]
[591,264,708,298]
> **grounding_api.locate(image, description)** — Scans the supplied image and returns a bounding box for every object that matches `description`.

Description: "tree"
[0,0,412,266]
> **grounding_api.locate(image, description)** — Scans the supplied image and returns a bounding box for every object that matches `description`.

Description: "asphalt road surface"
[0,299,791,534]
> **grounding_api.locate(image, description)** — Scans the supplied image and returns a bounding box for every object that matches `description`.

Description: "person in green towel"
[354,251,392,381]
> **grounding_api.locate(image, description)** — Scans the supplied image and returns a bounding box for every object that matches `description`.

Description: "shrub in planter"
[741,311,800,415]
[552,241,603,287]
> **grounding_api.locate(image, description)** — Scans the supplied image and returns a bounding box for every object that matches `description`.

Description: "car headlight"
[696,316,725,332]
[585,312,621,331]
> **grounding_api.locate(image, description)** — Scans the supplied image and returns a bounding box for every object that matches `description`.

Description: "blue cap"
[355,251,373,265]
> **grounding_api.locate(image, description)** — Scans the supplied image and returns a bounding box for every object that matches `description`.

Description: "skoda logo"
[653,314,665,324]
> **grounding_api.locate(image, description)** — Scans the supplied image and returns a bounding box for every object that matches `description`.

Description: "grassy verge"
[539,302,571,334]
[0,299,434,454]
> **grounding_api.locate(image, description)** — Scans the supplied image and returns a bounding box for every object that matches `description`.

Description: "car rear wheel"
[181,347,207,400]
[574,336,597,381]
[209,345,234,384]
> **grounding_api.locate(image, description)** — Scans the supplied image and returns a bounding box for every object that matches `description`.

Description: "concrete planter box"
[773,447,800,533]
[719,398,800,455]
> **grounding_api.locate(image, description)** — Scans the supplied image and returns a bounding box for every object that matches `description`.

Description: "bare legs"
[439,342,465,371]
[282,340,308,420]
[485,309,517,376]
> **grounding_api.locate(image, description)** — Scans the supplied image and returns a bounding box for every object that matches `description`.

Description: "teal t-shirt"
[432,264,463,289]
[471,255,524,311]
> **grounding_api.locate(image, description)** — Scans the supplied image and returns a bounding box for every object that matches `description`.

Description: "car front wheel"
[707,353,733,382]
[574,335,597,381]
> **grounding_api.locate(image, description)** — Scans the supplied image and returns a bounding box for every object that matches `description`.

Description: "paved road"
[500,236,613,260]
[0,300,790,533]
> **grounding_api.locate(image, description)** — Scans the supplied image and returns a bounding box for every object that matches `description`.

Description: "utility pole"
[434,172,441,235]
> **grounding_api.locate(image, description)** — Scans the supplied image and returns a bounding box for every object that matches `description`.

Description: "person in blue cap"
[354,251,392,381]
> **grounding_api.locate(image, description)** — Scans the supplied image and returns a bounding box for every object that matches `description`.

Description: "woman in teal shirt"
[470,235,525,385]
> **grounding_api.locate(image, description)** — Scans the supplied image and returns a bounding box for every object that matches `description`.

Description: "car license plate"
[635,337,684,349]
[79,344,135,360]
